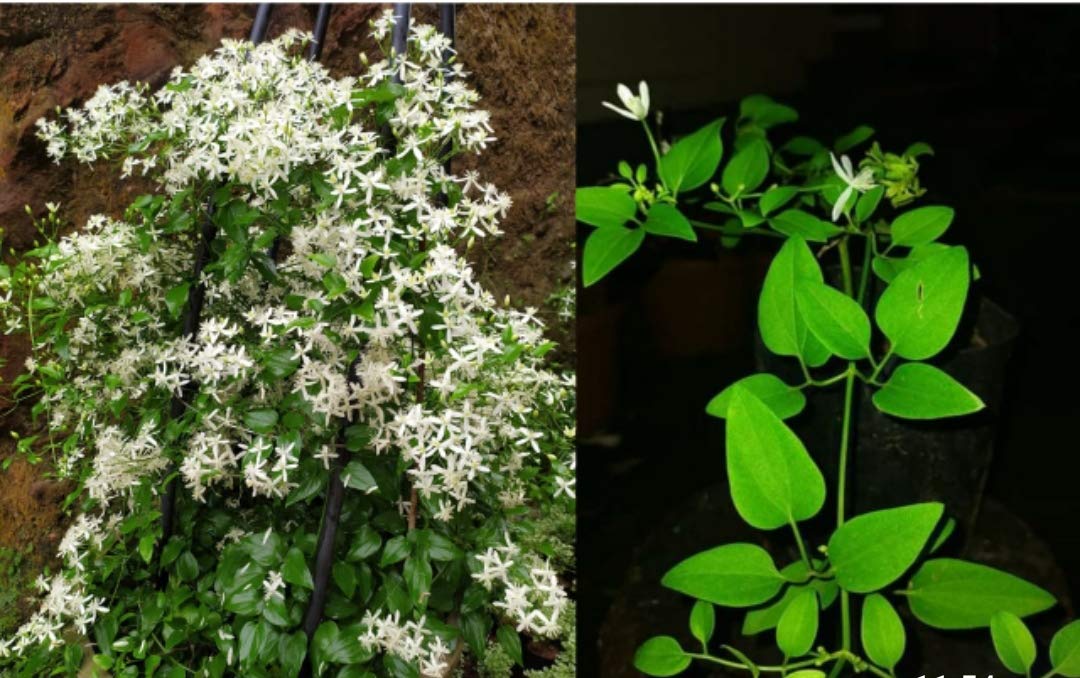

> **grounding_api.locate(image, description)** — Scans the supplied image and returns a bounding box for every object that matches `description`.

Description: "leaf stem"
[789,520,812,571]
[838,237,855,297]
[837,362,857,662]
[642,121,663,184]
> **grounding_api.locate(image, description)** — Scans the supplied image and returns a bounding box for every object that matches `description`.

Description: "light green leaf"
[759,186,799,216]
[742,561,838,636]
[726,387,825,530]
[283,546,313,590]
[873,363,984,420]
[758,236,830,367]
[1051,620,1080,677]
[905,142,935,158]
[634,636,691,677]
[576,187,636,229]
[139,533,156,564]
[891,206,955,246]
[582,226,645,287]
[861,594,905,670]
[690,600,715,646]
[835,125,875,153]
[776,589,818,658]
[875,246,970,360]
[643,203,697,242]
[705,373,806,420]
[165,282,190,319]
[768,209,843,243]
[906,558,1056,629]
[828,503,943,593]
[342,461,378,493]
[991,611,1036,675]
[795,280,871,360]
[722,139,770,197]
[661,542,784,607]
[788,672,826,678]
[244,408,278,434]
[930,517,956,554]
[659,118,725,195]
[855,186,885,223]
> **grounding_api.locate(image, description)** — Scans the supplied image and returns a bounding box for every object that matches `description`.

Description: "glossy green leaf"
[891,206,954,247]
[929,517,956,554]
[742,561,839,636]
[795,280,871,360]
[722,139,770,197]
[380,536,409,567]
[634,636,691,677]
[740,95,799,129]
[283,547,313,590]
[582,226,645,287]
[661,542,784,607]
[758,236,830,367]
[835,125,875,153]
[332,562,357,598]
[176,552,199,582]
[497,625,524,666]
[165,282,190,319]
[1051,620,1080,677]
[690,600,715,646]
[873,363,984,420]
[576,186,636,229]
[244,408,278,434]
[855,186,885,223]
[312,621,370,666]
[342,460,378,493]
[875,246,970,360]
[279,631,307,678]
[659,118,725,195]
[643,203,697,242]
[828,503,943,593]
[768,209,843,242]
[861,594,905,671]
[906,558,1056,629]
[705,373,806,420]
[776,589,818,658]
[991,611,1036,675]
[726,387,825,530]
[788,672,826,678]
[404,554,432,605]
[759,186,799,216]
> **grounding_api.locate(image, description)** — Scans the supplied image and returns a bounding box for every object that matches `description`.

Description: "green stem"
[856,233,873,307]
[836,363,857,663]
[686,653,821,674]
[790,520,812,570]
[837,237,854,297]
[690,220,785,239]
[642,121,663,179]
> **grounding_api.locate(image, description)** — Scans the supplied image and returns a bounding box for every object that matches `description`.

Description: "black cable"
[307,4,332,62]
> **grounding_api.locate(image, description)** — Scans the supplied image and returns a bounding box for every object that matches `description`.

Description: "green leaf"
[726,387,825,530]
[576,187,637,229]
[742,561,838,636]
[1051,620,1080,677]
[659,118,725,195]
[768,209,843,243]
[497,626,524,666]
[759,186,799,216]
[835,125,875,153]
[875,246,970,361]
[312,621,370,666]
[758,236,829,367]
[783,137,826,156]
[380,536,410,567]
[165,283,190,319]
[404,554,432,606]
[991,611,1036,675]
[776,589,818,658]
[283,547,314,590]
[139,533,156,564]
[906,558,1056,629]
[347,525,382,562]
[722,139,770,197]
[930,517,956,554]
[332,562,357,598]
[891,206,954,247]
[705,373,805,420]
[861,594,905,671]
[690,600,715,646]
[582,226,645,287]
[828,502,943,593]
[740,95,798,129]
[788,672,826,678]
[279,631,307,678]
[176,552,199,582]
[342,461,378,493]
[643,203,697,242]
[661,542,784,607]
[244,409,278,434]
[873,363,984,420]
[795,280,871,360]
[634,636,691,677]
[855,186,885,223]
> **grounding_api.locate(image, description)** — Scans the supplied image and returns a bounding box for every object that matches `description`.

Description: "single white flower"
[830,152,876,222]
[602,81,650,121]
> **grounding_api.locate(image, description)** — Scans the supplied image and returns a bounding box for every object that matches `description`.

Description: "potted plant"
[0,14,575,677]
[577,83,1073,676]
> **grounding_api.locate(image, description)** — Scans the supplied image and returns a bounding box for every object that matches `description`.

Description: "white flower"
[830,152,876,222]
[602,81,650,121]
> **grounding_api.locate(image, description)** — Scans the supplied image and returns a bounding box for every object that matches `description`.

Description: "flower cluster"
[2,11,574,674]
[473,535,570,638]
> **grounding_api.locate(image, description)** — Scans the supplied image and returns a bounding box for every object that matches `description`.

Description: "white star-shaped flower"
[602,81,650,121]
[830,152,876,222]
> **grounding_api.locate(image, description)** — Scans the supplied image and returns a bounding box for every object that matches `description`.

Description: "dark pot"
[755,295,1019,540]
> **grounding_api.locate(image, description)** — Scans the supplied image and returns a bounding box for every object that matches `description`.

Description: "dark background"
[576,5,1080,676]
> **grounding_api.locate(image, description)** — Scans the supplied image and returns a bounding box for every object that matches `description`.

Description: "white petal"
[602,101,640,121]
[830,152,848,182]
[616,83,634,109]
[638,81,650,114]
[841,154,854,178]
[833,186,852,222]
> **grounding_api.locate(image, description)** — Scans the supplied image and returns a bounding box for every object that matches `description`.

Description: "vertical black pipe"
[157,3,275,586]
[307,4,333,62]
[391,3,412,63]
